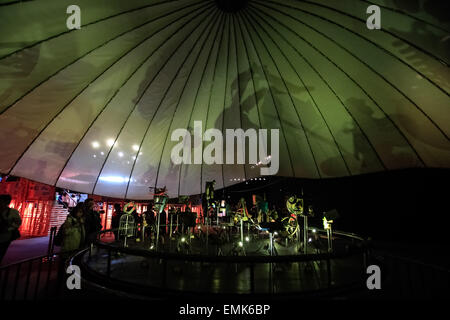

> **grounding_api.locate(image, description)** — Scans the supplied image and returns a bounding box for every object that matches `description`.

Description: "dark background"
[221,168,450,246]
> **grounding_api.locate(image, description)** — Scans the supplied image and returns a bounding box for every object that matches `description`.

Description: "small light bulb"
[238,241,243,247]
[245,236,249,242]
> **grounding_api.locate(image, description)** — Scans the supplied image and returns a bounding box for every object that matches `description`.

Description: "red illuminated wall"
[0,177,55,238]
[0,177,205,238]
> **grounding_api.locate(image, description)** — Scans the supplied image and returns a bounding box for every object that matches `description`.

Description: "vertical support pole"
[206,217,209,250]
[329,226,333,252]
[123,215,129,248]
[304,216,308,255]
[327,229,331,253]
[156,212,161,250]
[47,227,56,259]
[170,214,173,238]
[247,221,250,237]
[269,233,273,256]
[240,218,244,245]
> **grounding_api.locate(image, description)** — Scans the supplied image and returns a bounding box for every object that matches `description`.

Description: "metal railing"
[74,228,370,297]
[369,250,450,299]
[0,254,64,300]
[2,227,447,300]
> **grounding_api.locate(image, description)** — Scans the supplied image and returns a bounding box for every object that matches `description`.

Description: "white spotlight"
[106,139,115,147]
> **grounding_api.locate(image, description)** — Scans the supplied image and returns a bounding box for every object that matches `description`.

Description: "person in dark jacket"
[0,194,22,264]
[83,198,102,244]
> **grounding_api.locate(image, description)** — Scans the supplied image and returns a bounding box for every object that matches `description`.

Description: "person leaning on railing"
[0,194,22,264]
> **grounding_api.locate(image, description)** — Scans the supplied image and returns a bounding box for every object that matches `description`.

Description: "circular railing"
[76,227,370,298]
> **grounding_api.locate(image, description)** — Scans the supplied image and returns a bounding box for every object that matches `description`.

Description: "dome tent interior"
[0,0,448,200]
[0,0,450,304]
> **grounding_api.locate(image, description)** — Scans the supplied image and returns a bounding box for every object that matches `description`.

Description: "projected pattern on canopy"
[0,0,449,199]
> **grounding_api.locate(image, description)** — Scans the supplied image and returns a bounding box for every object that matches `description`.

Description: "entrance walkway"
[1,237,60,266]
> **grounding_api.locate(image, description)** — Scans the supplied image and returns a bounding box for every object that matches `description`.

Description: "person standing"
[0,194,22,264]
[83,198,102,245]
[60,203,85,255]
[111,203,123,241]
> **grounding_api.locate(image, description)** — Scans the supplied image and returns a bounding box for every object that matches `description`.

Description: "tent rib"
[198,14,230,195]
[124,8,220,199]
[0,0,205,61]
[231,15,248,182]
[246,7,388,171]
[176,13,227,198]
[55,5,216,190]
[254,0,449,98]
[241,10,322,178]
[0,1,210,116]
[89,5,216,196]
[8,4,215,180]
[237,10,297,178]
[0,0,34,7]
[290,0,449,67]
[153,11,225,194]
[235,9,263,131]
[251,4,430,165]
[219,14,232,192]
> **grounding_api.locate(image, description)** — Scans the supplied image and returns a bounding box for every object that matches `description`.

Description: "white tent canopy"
[0,0,449,199]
